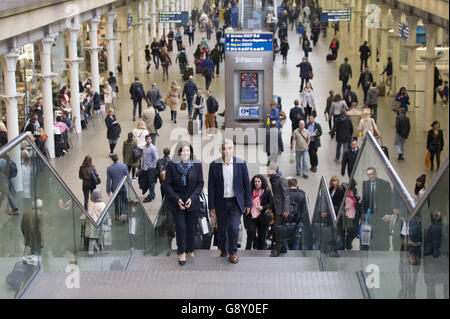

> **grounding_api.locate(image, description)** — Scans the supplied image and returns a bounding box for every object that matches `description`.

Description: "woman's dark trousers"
[172,208,197,254]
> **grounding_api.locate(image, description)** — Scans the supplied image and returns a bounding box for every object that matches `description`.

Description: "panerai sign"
[235,57,263,64]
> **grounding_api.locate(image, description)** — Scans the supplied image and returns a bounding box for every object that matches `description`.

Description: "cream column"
[152,0,157,38]
[181,0,185,12]
[65,25,83,133]
[369,22,378,73]
[118,6,131,84]
[131,1,143,76]
[158,0,164,39]
[36,35,58,159]
[405,15,421,103]
[349,0,356,49]
[0,50,24,191]
[361,0,369,42]
[421,24,440,132]
[378,4,390,72]
[165,0,170,34]
[106,10,117,74]
[86,16,102,94]
[142,0,150,46]
[390,9,401,95]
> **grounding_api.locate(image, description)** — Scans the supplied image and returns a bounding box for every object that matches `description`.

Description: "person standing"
[290,99,306,133]
[357,66,374,104]
[160,47,172,81]
[427,120,444,170]
[167,80,181,124]
[395,87,410,113]
[105,108,121,156]
[291,120,310,178]
[205,89,219,135]
[395,108,410,161]
[155,147,171,200]
[329,176,345,219]
[366,82,380,122]
[280,38,290,64]
[287,178,309,251]
[302,35,312,59]
[339,58,353,94]
[129,77,145,121]
[311,18,320,46]
[107,71,118,95]
[175,28,184,51]
[176,45,188,76]
[79,155,100,209]
[142,135,159,203]
[306,115,322,173]
[193,88,205,132]
[267,163,290,257]
[296,56,312,92]
[102,82,114,110]
[142,103,157,145]
[341,138,359,178]
[333,109,353,162]
[300,82,315,119]
[380,56,393,95]
[265,120,284,165]
[150,37,161,70]
[268,100,281,131]
[359,41,371,73]
[164,141,204,265]
[182,75,198,118]
[106,154,131,220]
[167,27,174,52]
[208,140,252,264]
[145,44,151,73]
[122,132,139,181]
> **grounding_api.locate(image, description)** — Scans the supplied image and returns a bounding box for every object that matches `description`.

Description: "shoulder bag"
[91,168,101,186]
[392,98,401,112]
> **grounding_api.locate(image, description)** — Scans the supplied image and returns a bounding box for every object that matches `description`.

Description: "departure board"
[225,33,273,52]
[159,12,188,23]
[320,9,351,22]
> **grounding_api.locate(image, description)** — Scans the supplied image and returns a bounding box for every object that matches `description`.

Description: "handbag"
[311,108,317,118]
[180,101,187,110]
[425,152,431,168]
[91,169,101,185]
[261,210,274,225]
[309,71,313,79]
[132,146,143,162]
[274,220,298,241]
[392,99,401,112]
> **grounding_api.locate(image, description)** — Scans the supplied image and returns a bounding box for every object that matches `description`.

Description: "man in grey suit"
[146,82,163,107]
[106,154,131,221]
[267,162,290,257]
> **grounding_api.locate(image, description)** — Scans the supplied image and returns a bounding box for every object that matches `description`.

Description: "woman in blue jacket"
[164,141,204,265]
[395,87,410,112]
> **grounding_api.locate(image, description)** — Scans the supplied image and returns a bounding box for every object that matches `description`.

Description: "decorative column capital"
[0,93,25,104]
[64,57,84,66]
[85,46,103,52]
[35,72,58,80]
[0,50,20,72]
[90,16,101,30]
[420,56,442,63]
[39,34,57,55]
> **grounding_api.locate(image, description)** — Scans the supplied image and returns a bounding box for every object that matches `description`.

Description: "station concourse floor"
[49,25,449,224]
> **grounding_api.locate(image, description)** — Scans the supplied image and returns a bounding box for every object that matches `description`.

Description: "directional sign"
[398,23,409,41]
[225,33,273,52]
[320,9,351,22]
[159,12,189,23]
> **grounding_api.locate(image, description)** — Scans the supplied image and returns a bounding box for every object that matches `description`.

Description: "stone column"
[36,35,58,159]
[65,25,83,133]
[378,4,390,74]
[152,0,157,38]
[181,0,185,12]
[405,15,421,108]
[106,10,117,74]
[361,0,369,42]
[0,50,24,191]
[158,0,164,39]
[421,24,440,132]
[142,0,150,47]
[369,24,378,73]
[131,1,143,76]
[86,16,102,94]
[165,0,170,35]
[117,6,131,85]
[389,9,401,96]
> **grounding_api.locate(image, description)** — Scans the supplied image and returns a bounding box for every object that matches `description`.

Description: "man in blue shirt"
[268,101,280,130]
[201,53,215,90]
[142,135,159,203]
[106,153,131,221]
[182,76,198,118]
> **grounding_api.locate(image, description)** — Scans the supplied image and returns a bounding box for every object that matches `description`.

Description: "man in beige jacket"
[143,104,157,145]
[346,102,361,139]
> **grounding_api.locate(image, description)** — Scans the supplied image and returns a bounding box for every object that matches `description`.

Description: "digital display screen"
[240,72,258,103]
[159,12,189,23]
[239,106,260,118]
[320,9,351,22]
[225,33,273,52]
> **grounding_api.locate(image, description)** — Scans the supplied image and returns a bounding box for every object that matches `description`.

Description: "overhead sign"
[127,14,133,27]
[225,33,273,52]
[398,23,409,41]
[320,9,351,22]
[159,11,189,23]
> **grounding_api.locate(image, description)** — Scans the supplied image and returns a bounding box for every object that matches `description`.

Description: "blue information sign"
[320,10,351,22]
[225,33,273,52]
[231,5,238,28]
[127,14,133,27]
[159,12,189,23]
[398,23,409,41]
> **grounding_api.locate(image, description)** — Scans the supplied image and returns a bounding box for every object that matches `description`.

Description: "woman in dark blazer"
[105,108,121,156]
[164,141,204,265]
[244,175,273,250]
[427,120,444,170]
[329,176,345,215]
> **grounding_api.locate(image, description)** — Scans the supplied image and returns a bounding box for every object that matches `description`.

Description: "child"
[438,80,448,103]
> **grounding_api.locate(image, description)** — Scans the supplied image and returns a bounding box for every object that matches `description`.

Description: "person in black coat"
[341,139,359,177]
[329,176,345,215]
[287,178,309,250]
[426,120,444,170]
[289,99,306,132]
[306,115,322,172]
[357,66,374,103]
[359,41,371,72]
[164,141,204,265]
[89,88,101,112]
[333,109,353,161]
[265,120,284,165]
[424,210,444,259]
[343,85,358,108]
[395,108,410,160]
[129,77,145,121]
[105,108,121,155]
[244,175,273,250]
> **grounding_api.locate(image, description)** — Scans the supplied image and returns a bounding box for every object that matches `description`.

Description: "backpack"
[9,161,17,179]
[154,110,163,130]
[288,201,301,224]
[179,52,187,64]
[210,97,219,113]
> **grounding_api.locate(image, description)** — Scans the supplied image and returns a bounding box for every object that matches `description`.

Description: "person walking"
[145,44,151,73]
[289,99,306,133]
[339,58,353,94]
[366,82,380,122]
[142,103,157,145]
[160,47,172,81]
[311,18,320,46]
[205,89,219,135]
[324,90,335,132]
[346,102,362,140]
[164,141,204,265]
[175,28,184,51]
[267,163,290,257]
[291,120,311,178]
[343,85,358,109]
[107,71,118,95]
[330,94,349,130]
[150,37,161,70]
[333,109,353,162]
[176,45,189,76]
[265,120,284,165]
[208,139,252,264]
[357,66,374,104]
[358,108,380,137]
[122,132,139,180]
[129,77,145,121]
[395,87,411,113]
[302,34,312,59]
[105,108,121,156]
[166,80,181,124]
[102,82,114,110]
[106,154,131,220]
[193,88,205,132]
[300,82,315,119]
[359,41,371,73]
[145,82,163,107]
[155,147,171,200]
[341,138,359,178]
[244,175,273,250]
[395,108,410,161]
[210,44,222,76]
[380,56,393,95]
[427,120,444,170]
[79,155,101,209]
[329,36,339,60]
[167,27,174,52]
[132,120,149,151]
[185,20,195,46]
[182,75,198,118]
[142,135,159,203]
[306,115,322,173]
[201,53,214,90]
[280,38,290,64]
[296,56,312,92]
[268,100,281,131]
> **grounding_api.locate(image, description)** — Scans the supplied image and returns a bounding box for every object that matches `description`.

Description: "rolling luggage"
[326,53,334,61]
[275,222,298,241]
[377,82,386,96]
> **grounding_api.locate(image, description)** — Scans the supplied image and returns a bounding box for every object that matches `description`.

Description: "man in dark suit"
[306,115,322,172]
[208,139,251,264]
[267,163,290,257]
[362,167,392,251]
[341,139,359,178]
[129,77,145,121]
[357,66,374,104]
[343,85,358,109]
[106,154,131,221]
